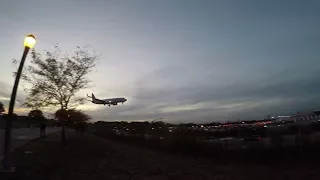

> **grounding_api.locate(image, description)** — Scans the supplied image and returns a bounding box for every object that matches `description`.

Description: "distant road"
[0,127,60,159]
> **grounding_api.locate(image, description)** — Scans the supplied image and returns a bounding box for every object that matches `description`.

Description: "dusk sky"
[1,0,320,123]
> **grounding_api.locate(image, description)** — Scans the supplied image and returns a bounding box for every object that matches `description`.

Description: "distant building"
[276,116,291,122]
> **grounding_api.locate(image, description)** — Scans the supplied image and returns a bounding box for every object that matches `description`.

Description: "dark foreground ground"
[1,131,320,180]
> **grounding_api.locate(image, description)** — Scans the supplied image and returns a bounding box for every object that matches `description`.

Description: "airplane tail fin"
[87,93,96,101]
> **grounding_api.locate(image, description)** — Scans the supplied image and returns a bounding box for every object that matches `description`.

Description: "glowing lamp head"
[24,34,36,48]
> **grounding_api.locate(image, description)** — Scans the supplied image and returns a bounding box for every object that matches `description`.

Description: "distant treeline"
[92,120,320,164]
[90,120,320,139]
[0,114,56,129]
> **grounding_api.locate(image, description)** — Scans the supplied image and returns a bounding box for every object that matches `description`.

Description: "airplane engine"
[112,103,117,105]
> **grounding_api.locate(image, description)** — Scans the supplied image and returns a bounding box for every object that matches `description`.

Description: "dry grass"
[1,131,320,180]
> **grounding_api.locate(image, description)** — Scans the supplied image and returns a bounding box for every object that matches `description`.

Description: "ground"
[0,127,60,159]
[1,130,320,180]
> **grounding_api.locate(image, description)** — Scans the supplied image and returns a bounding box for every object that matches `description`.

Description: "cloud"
[2,64,320,123]
[0,81,11,99]
[1,0,320,123]
[85,69,320,123]
[0,80,28,114]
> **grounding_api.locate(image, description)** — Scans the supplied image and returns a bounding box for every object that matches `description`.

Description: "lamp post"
[1,34,36,172]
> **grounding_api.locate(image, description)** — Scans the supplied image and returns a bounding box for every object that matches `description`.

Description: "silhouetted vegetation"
[0,112,55,129]
[91,120,320,164]
[55,109,90,128]
[27,109,45,124]
[12,45,98,144]
[13,45,99,110]
[0,101,4,113]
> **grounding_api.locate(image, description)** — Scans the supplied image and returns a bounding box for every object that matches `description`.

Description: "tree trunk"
[61,119,66,147]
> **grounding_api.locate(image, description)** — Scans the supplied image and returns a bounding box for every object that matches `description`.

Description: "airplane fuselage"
[92,97,127,106]
[88,93,127,106]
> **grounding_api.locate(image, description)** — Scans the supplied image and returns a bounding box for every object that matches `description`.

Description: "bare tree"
[14,45,98,110]
[13,45,98,145]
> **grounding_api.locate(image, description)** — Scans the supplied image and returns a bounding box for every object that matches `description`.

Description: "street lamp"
[1,34,36,172]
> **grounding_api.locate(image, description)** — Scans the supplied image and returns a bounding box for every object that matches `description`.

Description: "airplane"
[87,93,127,106]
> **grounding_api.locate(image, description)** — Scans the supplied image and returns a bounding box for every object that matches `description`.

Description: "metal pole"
[1,47,30,171]
[237,118,240,137]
